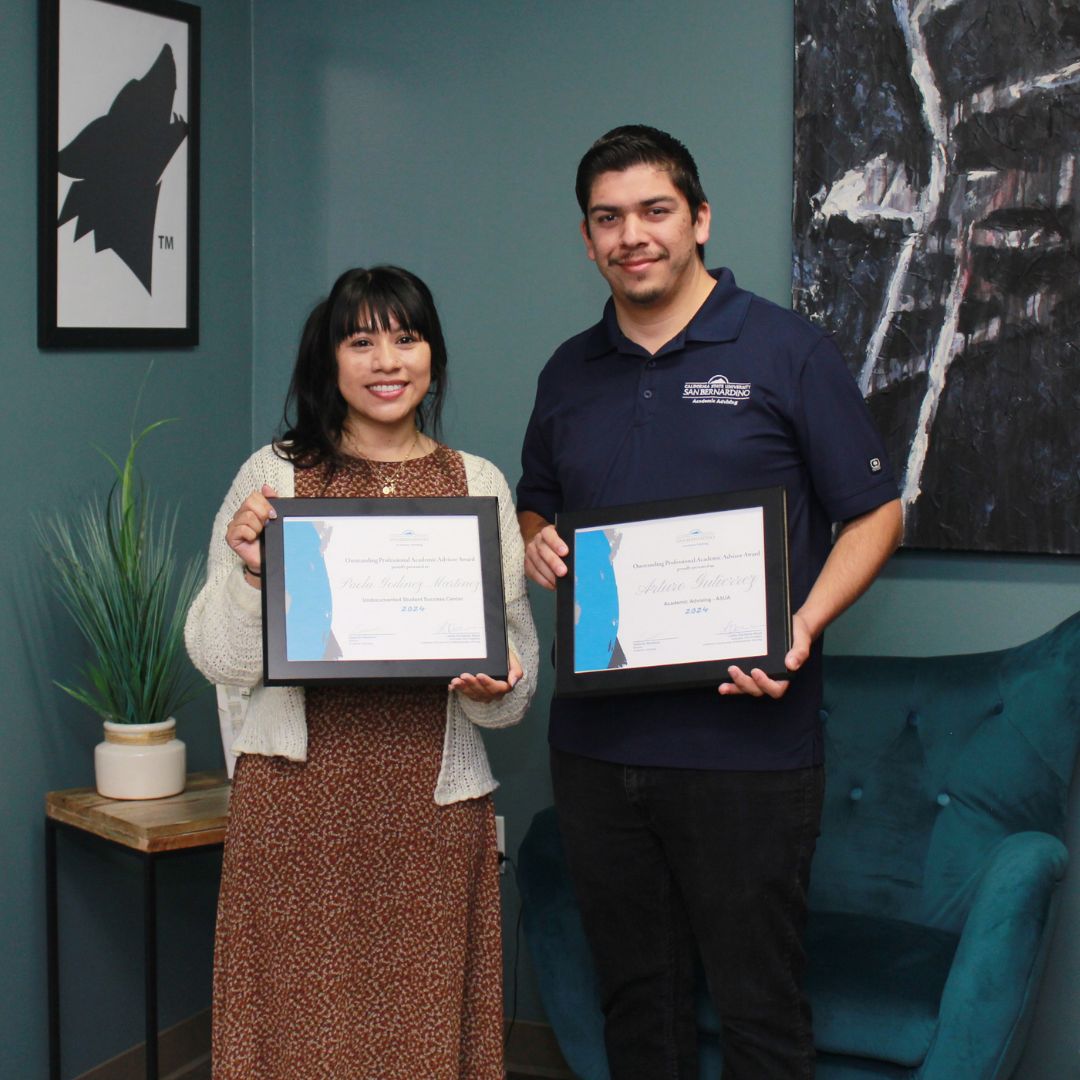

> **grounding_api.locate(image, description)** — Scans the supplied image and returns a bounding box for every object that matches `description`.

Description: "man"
[517,126,903,1080]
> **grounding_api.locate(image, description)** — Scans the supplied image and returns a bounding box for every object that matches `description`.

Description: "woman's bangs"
[336,279,426,343]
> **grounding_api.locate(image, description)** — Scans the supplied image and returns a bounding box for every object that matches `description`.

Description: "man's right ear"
[580,218,597,262]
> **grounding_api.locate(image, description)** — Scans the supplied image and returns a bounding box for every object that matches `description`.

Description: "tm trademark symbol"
[158,235,174,250]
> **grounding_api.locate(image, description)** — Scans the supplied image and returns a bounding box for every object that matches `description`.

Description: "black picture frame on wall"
[38,0,200,348]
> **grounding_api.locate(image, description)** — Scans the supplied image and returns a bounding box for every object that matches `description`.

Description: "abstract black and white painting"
[793,0,1080,554]
[39,0,200,347]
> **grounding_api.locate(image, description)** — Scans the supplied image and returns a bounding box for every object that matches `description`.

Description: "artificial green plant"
[39,391,205,725]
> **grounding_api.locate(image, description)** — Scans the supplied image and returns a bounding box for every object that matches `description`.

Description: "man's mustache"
[610,250,669,266]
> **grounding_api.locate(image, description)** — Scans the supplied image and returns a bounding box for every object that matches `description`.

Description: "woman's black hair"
[275,266,448,467]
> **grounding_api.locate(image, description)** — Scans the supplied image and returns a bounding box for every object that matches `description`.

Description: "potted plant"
[39,410,205,799]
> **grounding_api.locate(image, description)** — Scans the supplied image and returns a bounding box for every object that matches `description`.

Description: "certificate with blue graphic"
[261,498,508,685]
[555,488,790,696]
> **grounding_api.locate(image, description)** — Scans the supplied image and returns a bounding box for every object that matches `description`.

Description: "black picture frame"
[38,0,200,348]
[555,487,791,698]
[261,497,509,687]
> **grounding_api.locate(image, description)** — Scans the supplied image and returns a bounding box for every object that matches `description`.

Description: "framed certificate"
[261,497,508,686]
[555,487,791,697]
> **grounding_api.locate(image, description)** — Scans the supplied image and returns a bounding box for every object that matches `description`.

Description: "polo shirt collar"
[583,267,752,360]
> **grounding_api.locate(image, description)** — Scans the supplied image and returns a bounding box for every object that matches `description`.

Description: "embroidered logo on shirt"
[681,373,752,406]
[869,457,883,474]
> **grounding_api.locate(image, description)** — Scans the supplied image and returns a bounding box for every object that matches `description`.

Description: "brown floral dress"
[213,446,504,1079]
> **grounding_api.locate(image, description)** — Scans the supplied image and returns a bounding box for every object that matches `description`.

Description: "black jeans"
[550,748,824,1080]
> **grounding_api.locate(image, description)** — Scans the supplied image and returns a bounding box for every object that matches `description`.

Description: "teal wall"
[0,1,253,1075]
[250,1,1080,1074]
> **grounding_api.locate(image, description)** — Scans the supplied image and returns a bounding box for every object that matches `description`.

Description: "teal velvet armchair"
[517,612,1080,1079]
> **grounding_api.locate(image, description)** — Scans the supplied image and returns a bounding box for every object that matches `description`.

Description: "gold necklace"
[364,430,421,495]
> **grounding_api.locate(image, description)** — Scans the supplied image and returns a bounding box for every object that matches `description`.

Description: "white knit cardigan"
[184,445,539,805]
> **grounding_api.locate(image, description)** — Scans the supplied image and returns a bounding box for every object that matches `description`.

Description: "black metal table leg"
[46,817,60,1080]
[142,852,158,1080]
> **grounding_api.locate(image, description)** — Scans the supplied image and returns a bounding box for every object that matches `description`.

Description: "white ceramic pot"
[94,718,186,800]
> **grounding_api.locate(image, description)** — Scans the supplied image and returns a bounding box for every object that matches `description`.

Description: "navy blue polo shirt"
[517,268,898,771]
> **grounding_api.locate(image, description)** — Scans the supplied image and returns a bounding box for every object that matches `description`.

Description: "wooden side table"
[46,771,230,1080]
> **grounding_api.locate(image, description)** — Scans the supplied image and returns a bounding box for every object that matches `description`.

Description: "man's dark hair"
[575,125,708,259]
[276,265,448,468]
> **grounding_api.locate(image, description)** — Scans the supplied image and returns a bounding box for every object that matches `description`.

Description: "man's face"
[581,163,710,309]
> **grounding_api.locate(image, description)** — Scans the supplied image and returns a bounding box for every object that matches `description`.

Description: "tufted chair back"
[810,611,1080,932]
[517,612,1080,1080]
[797,611,1080,1077]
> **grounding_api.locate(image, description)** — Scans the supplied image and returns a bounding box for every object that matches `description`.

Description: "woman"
[185,266,539,1079]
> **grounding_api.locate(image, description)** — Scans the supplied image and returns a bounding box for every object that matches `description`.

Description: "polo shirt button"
[937,793,951,807]
[646,360,656,368]
[849,787,863,802]
[643,389,654,399]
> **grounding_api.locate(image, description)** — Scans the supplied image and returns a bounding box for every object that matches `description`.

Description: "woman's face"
[335,314,432,436]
